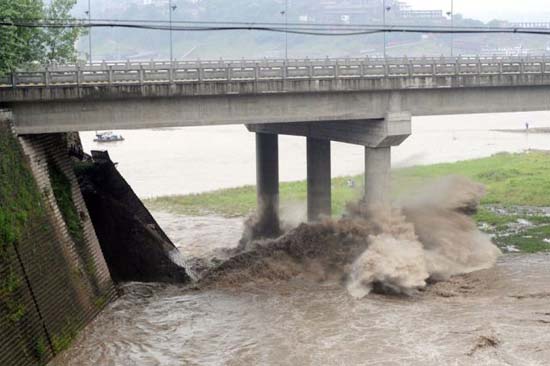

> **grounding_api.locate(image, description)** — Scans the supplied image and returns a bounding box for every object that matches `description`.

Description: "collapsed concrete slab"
[76,151,190,283]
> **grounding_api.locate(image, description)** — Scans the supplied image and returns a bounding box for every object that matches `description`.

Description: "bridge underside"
[5,84,550,134]
[4,73,550,236]
[249,114,411,235]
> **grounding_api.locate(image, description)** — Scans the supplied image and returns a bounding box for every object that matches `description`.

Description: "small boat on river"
[94,131,125,142]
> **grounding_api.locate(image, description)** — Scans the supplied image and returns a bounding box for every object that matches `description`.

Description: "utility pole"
[169,0,177,63]
[285,0,288,60]
[383,0,391,59]
[86,0,92,64]
[281,0,288,60]
[447,0,454,57]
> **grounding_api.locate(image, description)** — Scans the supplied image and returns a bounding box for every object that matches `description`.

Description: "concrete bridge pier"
[307,138,331,221]
[364,146,391,207]
[363,112,412,208]
[255,132,281,237]
[248,112,411,223]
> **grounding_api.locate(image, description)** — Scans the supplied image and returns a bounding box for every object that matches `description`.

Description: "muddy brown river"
[53,213,550,366]
[53,113,550,365]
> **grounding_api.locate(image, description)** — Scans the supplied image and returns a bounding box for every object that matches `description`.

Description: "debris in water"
[510,292,550,300]
[467,335,500,356]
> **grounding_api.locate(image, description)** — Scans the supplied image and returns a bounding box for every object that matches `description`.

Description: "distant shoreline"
[493,127,550,134]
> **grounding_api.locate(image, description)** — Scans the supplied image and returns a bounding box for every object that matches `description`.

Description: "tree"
[41,0,83,63]
[0,0,82,76]
[0,0,45,75]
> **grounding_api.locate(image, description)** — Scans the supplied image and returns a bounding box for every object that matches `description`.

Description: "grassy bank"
[145,152,550,217]
[145,152,550,253]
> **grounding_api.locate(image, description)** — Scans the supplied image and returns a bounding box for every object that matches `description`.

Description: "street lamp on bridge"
[169,0,177,63]
[85,0,92,64]
[382,0,392,59]
[281,0,288,60]
[446,0,455,57]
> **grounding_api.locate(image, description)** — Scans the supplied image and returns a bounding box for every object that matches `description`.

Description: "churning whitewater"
[200,176,502,297]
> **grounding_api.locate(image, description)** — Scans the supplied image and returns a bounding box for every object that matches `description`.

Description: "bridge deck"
[2,57,550,134]
[2,56,550,91]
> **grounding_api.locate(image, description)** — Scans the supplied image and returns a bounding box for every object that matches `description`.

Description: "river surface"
[54,112,550,365]
[54,242,550,365]
[81,112,550,198]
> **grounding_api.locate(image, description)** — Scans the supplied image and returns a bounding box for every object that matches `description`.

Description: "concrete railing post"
[255,133,281,237]
[307,138,331,221]
[44,68,50,86]
[76,66,81,86]
[168,66,174,84]
[108,66,113,85]
[10,72,17,88]
[520,61,525,75]
[139,66,144,84]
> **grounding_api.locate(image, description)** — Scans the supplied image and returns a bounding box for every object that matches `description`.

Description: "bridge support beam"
[249,112,411,217]
[255,133,281,237]
[307,138,331,221]
[364,146,391,207]
[363,112,411,207]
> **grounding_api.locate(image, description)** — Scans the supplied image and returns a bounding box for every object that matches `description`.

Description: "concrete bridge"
[2,56,550,233]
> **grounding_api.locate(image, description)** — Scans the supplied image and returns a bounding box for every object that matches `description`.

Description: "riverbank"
[493,127,550,134]
[145,151,550,253]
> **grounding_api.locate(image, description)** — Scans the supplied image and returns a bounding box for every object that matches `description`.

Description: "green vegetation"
[34,337,48,361]
[48,160,85,248]
[0,125,45,327]
[394,152,550,207]
[146,175,363,218]
[146,152,550,217]
[0,125,48,362]
[145,152,550,253]
[1,126,105,364]
[0,0,83,76]
[48,160,99,287]
[473,208,518,230]
[51,332,72,354]
[501,225,550,253]
[50,316,84,354]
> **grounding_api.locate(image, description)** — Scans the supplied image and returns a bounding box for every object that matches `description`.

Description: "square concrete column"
[307,138,331,221]
[255,133,281,237]
[364,146,391,207]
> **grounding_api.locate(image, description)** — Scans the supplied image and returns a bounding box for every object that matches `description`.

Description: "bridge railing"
[2,56,550,87]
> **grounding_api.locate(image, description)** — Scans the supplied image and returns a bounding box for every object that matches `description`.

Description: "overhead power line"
[2,19,550,36]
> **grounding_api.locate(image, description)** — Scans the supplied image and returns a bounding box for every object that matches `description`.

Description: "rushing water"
[53,113,550,365]
[54,246,550,365]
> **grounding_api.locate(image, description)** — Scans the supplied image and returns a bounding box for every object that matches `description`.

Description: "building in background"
[318,0,445,24]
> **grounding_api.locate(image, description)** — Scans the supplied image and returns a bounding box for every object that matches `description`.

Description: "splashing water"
[347,176,501,297]
[200,176,501,298]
